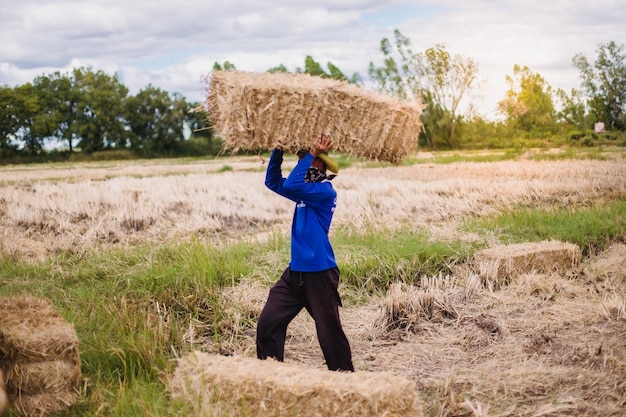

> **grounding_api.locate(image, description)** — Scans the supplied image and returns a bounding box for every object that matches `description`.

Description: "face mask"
[304,167,326,183]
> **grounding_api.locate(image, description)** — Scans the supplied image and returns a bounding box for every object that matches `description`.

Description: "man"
[256,133,354,372]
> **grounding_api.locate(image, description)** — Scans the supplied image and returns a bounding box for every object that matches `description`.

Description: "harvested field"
[1,157,624,260]
[1,153,625,416]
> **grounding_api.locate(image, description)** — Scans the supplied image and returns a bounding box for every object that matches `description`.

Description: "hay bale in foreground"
[207,70,423,164]
[474,241,582,290]
[0,296,81,417]
[170,351,422,417]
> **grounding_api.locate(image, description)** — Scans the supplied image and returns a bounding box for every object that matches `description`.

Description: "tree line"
[1,32,625,163]
[0,68,210,161]
[368,31,625,149]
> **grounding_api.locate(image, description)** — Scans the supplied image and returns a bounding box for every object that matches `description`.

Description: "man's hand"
[311,133,333,157]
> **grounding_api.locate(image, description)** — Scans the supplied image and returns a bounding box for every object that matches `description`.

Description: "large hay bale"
[474,241,582,290]
[170,351,422,417]
[207,70,423,164]
[0,296,81,416]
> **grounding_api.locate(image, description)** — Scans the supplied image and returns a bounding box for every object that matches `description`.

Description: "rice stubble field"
[1,150,625,416]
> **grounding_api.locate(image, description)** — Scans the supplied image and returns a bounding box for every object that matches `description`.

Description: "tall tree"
[32,71,81,152]
[292,56,361,83]
[497,65,556,133]
[368,30,481,148]
[213,61,237,71]
[12,83,46,155]
[73,68,128,153]
[555,88,590,130]
[125,85,186,155]
[0,86,25,157]
[573,41,626,130]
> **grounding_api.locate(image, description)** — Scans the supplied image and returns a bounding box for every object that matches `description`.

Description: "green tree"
[368,30,481,148]
[13,83,47,155]
[573,41,626,130]
[125,85,186,156]
[293,56,361,83]
[497,65,556,134]
[0,86,23,157]
[213,61,237,71]
[32,71,81,152]
[267,64,289,74]
[73,68,129,153]
[555,88,591,131]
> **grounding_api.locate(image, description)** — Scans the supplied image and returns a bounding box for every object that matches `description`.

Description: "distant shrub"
[89,149,135,161]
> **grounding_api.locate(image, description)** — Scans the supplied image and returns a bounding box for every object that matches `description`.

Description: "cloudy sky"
[2,0,625,119]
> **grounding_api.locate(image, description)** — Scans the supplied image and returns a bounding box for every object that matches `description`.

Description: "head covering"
[317,153,339,174]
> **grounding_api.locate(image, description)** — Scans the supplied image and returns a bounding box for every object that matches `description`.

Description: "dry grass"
[1,157,624,260]
[1,155,625,416]
[202,247,626,416]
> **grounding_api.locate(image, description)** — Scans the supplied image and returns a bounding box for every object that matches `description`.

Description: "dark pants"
[256,266,354,372]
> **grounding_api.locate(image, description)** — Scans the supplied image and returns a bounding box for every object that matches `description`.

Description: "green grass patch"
[463,199,626,255]
[334,228,477,292]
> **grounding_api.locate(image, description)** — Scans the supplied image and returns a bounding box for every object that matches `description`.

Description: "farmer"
[256,133,354,372]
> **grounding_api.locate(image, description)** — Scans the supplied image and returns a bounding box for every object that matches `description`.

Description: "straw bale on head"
[473,241,582,290]
[0,296,81,416]
[170,351,422,417]
[207,70,423,164]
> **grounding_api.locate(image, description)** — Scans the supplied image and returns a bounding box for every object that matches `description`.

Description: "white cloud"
[1,0,624,119]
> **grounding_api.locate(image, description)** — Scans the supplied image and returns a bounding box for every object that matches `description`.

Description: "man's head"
[297,149,338,183]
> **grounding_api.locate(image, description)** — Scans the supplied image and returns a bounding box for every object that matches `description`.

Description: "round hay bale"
[206,70,423,164]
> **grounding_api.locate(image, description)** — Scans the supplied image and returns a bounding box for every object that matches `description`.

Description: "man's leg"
[256,267,303,361]
[304,268,354,371]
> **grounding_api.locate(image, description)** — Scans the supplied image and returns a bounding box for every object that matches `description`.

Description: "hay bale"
[9,392,78,417]
[207,70,423,164]
[4,360,81,395]
[170,351,422,417]
[0,297,79,362]
[474,241,582,290]
[0,296,81,416]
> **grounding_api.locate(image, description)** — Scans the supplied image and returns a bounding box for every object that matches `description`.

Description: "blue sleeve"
[265,149,298,202]
[283,154,335,205]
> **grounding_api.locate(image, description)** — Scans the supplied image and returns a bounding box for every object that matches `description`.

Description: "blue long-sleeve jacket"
[265,149,337,272]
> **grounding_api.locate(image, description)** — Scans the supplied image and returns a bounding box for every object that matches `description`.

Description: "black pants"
[256,266,354,371]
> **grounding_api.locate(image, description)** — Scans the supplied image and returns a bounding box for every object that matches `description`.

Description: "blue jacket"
[265,149,337,272]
